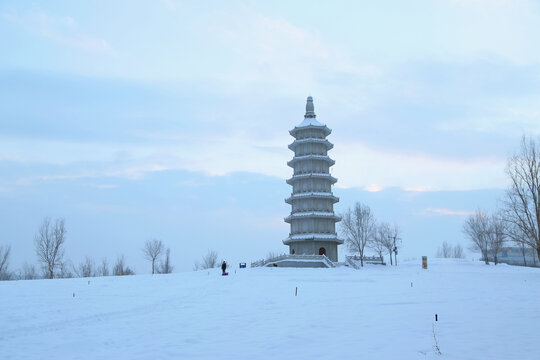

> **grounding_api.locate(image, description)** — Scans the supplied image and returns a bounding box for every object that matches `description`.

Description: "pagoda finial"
[305,96,316,118]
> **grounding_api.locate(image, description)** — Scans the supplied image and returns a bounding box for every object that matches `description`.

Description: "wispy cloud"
[402,186,437,193]
[88,184,119,189]
[364,185,384,192]
[421,208,475,216]
[2,11,112,54]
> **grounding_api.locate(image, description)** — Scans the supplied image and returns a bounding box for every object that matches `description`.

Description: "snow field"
[1,259,539,359]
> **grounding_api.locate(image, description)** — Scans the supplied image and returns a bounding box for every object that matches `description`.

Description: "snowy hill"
[1,259,539,360]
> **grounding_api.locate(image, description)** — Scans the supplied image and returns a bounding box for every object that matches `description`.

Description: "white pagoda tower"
[283,96,343,262]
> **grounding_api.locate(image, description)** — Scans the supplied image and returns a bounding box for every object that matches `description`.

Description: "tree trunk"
[152,259,155,274]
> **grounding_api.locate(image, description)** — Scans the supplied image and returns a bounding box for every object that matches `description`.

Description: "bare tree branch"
[158,248,173,274]
[194,250,219,270]
[99,257,110,276]
[340,203,376,267]
[503,136,540,260]
[77,257,96,278]
[113,255,135,276]
[464,210,491,264]
[369,222,392,263]
[34,217,67,279]
[143,239,164,275]
[0,245,12,280]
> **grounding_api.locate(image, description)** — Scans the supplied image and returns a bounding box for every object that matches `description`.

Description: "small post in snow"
[435,314,438,322]
[295,287,298,296]
[411,282,413,287]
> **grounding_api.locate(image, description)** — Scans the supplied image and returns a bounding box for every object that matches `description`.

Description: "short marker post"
[295,287,298,296]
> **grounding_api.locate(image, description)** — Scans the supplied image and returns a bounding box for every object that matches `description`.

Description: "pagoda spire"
[305,96,316,118]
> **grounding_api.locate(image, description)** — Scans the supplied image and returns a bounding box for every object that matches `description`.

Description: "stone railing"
[251,254,336,268]
[346,255,385,266]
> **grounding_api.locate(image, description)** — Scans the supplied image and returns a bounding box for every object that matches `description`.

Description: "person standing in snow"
[221,261,227,275]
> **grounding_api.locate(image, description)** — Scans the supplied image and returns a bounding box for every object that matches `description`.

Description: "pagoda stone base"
[288,241,338,262]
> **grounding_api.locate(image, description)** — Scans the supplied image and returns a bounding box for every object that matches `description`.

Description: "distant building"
[283,97,343,262]
[493,247,539,267]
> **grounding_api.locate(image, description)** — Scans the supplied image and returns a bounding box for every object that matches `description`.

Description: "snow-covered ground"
[1,259,539,360]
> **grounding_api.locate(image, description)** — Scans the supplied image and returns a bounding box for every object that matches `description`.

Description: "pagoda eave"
[289,124,332,137]
[283,234,344,245]
[288,139,334,151]
[285,193,339,204]
[284,212,342,223]
[286,174,338,185]
[287,155,335,167]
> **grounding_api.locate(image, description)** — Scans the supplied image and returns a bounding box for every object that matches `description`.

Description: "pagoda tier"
[285,192,339,204]
[288,138,334,151]
[287,155,335,167]
[285,173,338,185]
[283,96,343,262]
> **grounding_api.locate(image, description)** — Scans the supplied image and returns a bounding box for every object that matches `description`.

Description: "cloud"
[364,185,384,192]
[2,11,112,54]
[402,186,437,193]
[421,208,475,216]
[209,8,381,99]
[88,184,119,189]
[333,140,507,191]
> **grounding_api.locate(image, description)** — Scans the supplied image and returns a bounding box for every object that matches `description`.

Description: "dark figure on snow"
[221,261,227,275]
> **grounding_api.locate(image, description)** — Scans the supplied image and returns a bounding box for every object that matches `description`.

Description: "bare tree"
[463,210,490,264]
[158,248,173,274]
[0,245,12,280]
[34,218,67,279]
[436,241,453,258]
[503,136,540,261]
[453,243,465,259]
[113,255,135,276]
[370,222,391,263]
[77,257,95,278]
[517,241,528,265]
[340,203,376,267]
[113,255,125,276]
[143,239,164,274]
[98,257,109,276]
[194,250,219,270]
[436,242,466,259]
[388,223,401,265]
[57,260,74,278]
[21,262,39,280]
[488,213,506,265]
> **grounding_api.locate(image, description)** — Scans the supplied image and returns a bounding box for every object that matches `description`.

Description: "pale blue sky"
[1,1,539,272]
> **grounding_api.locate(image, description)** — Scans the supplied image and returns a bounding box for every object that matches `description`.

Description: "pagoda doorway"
[319,247,326,256]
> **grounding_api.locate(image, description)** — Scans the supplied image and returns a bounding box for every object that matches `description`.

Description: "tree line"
[339,202,402,266]
[0,219,174,281]
[464,136,540,266]
[435,241,465,259]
